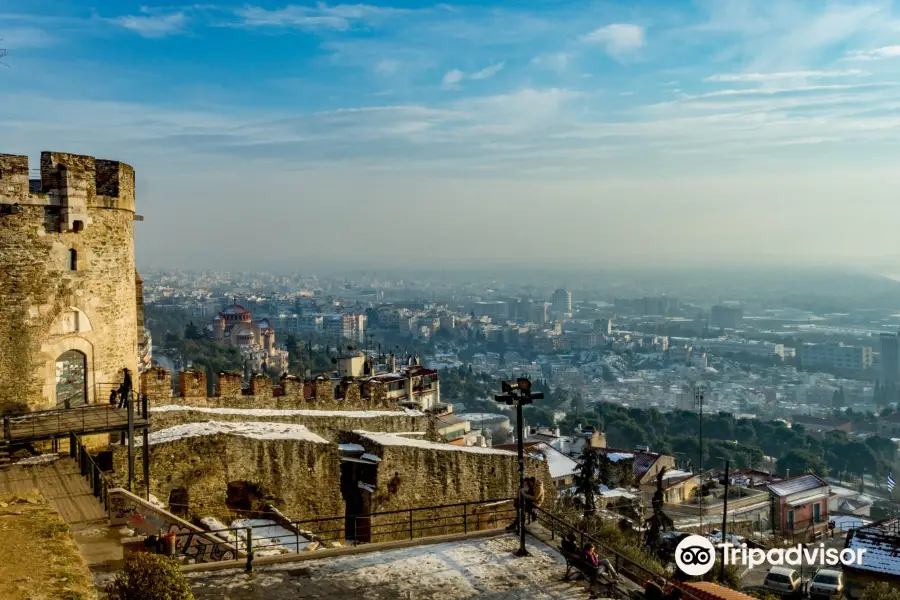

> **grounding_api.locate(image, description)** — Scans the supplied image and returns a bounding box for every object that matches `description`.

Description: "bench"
[560,547,616,589]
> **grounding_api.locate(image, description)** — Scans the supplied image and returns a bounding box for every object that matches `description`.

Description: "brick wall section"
[111,434,345,524]
[249,374,271,399]
[0,151,139,412]
[149,407,427,442]
[343,432,555,542]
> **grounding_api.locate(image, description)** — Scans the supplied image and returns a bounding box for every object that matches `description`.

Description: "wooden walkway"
[0,457,106,524]
[2,404,149,443]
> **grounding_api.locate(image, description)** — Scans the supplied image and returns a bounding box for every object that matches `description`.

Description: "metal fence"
[533,506,706,600]
[186,498,516,572]
[2,396,149,442]
[69,432,112,511]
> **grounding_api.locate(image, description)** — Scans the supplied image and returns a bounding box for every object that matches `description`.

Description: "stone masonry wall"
[112,433,344,525]
[149,405,427,442]
[343,433,555,542]
[0,151,138,412]
[142,367,395,411]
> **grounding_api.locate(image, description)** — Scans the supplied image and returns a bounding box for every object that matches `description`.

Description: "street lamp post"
[496,377,544,557]
[695,384,705,531]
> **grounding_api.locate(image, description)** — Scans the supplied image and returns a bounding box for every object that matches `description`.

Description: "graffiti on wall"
[108,489,237,562]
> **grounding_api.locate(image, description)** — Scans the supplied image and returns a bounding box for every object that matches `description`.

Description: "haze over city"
[4,0,900,268]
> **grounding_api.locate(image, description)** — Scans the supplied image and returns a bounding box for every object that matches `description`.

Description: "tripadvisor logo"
[674,535,867,576]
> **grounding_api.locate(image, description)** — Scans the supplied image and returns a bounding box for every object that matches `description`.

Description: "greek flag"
[889,472,896,494]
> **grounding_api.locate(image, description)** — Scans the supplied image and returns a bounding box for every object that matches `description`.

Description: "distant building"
[551,288,572,318]
[209,303,288,373]
[881,332,900,383]
[472,301,509,323]
[710,304,743,329]
[642,296,679,316]
[799,342,873,372]
[790,415,852,436]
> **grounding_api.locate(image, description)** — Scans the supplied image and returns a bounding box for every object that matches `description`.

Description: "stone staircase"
[0,443,10,468]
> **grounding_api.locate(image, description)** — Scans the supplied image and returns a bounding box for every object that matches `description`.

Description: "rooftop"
[845,518,900,577]
[767,474,828,497]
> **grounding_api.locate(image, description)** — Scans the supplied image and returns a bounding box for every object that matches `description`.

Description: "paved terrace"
[187,534,605,600]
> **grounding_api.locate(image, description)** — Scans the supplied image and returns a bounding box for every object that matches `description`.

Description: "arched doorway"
[55,350,87,409]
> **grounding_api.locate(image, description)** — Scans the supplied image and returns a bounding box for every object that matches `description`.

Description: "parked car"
[763,566,803,597]
[808,569,843,599]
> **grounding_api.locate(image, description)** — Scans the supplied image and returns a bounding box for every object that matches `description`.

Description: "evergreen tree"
[644,467,674,557]
[573,447,601,517]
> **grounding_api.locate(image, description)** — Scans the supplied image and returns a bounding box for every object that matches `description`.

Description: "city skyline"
[4,0,900,268]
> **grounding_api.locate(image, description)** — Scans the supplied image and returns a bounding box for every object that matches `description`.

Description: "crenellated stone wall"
[141,367,396,411]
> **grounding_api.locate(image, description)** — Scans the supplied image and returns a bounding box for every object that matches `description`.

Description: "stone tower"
[0,151,141,413]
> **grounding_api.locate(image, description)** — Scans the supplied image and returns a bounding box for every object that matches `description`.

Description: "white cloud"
[375,59,401,75]
[706,70,866,82]
[0,26,57,49]
[846,45,900,61]
[109,11,188,38]
[235,3,406,31]
[441,69,464,88]
[530,52,570,71]
[441,63,504,89]
[582,24,644,59]
[470,62,505,80]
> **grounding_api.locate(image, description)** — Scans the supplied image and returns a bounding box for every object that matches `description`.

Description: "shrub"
[862,582,900,600]
[106,553,194,600]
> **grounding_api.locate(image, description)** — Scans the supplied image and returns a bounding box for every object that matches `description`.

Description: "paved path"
[0,456,106,524]
[188,535,607,599]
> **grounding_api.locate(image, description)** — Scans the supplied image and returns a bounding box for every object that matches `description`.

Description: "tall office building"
[881,332,900,383]
[551,288,572,317]
[710,304,743,330]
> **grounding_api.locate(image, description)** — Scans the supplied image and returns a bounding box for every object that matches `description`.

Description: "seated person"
[561,532,579,554]
[583,542,600,569]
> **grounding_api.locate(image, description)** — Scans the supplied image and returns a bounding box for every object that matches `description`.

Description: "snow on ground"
[152,405,424,418]
[199,518,314,555]
[187,534,593,599]
[14,453,61,466]
[144,421,330,446]
[338,443,365,453]
[353,431,515,456]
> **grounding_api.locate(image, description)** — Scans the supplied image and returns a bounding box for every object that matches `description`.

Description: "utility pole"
[695,384,705,531]
[721,458,729,581]
[495,378,543,558]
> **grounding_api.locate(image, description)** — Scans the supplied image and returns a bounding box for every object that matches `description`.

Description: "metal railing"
[532,506,706,600]
[185,498,516,571]
[2,396,149,442]
[69,432,112,511]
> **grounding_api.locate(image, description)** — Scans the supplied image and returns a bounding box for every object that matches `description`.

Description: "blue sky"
[4,1,900,268]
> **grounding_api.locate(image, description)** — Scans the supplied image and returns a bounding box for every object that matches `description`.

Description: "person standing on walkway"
[524,476,544,523]
[117,368,133,409]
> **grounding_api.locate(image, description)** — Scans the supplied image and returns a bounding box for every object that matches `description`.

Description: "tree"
[644,467,674,557]
[573,448,601,517]
[777,449,828,478]
[861,582,900,600]
[184,321,203,340]
[106,553,194,600]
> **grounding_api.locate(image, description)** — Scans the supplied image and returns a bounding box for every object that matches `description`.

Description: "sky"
[3,0,900,270]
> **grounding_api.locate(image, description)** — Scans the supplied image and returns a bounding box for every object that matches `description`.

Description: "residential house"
[728,470,784,491]
[829,485,874,518]
[592,446,676,486]
[767,474,831,537]
[639,469,700,505]
[569,427,607,456]
[843,517,900,599]
[496,441,578,489]
[791,415,852,437]
[877,412,900,438]
[435,413,470,443]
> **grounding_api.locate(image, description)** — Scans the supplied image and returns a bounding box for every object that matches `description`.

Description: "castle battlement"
[0,151,135,215]
[141,367,395,411]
